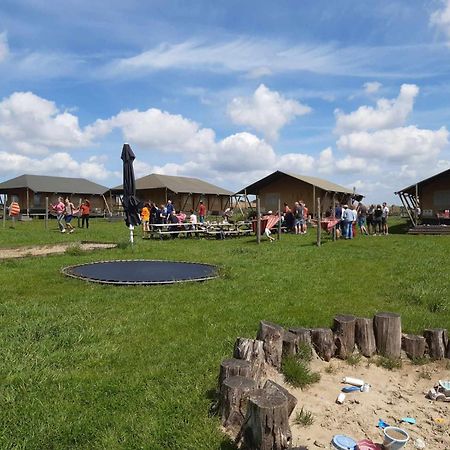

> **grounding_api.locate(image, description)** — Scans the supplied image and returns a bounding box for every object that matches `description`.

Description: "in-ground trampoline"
[62,260,219,285]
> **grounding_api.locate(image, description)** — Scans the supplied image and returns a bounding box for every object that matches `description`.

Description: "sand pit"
[0,242,117,259]
[268,357,450,449]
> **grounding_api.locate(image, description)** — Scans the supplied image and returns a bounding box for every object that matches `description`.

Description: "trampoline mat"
[62,260,218,285]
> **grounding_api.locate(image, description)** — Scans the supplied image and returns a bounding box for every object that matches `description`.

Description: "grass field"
[0,217,449,449]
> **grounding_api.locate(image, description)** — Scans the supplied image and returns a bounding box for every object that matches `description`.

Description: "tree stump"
[423,328,449,360]
[257,321,285,369]
[263,380,297,417]
[355,317,376,357]
[373,312,402,358]
[310,328,335,361]
[333,314,356,359]
[241,389,292,450]
[282,331,299,358]
[288,328,312,346]
[233,338,266,381]
[220,376,257,430]
[402,334,426,359]
[219,358,252,388]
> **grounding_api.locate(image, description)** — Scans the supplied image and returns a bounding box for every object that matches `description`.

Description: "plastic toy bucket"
[382,426,409,449]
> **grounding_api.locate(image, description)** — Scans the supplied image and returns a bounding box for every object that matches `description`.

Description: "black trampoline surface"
[62,260,219,285]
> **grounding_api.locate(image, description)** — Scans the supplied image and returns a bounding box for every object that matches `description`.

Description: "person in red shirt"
[80,199,91,229]
[198,201,206,223]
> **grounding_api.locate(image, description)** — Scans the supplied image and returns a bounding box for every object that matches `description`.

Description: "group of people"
[51,197,91,233]
[280,200,310,234]
[327,202,390,239]
[139,200,210,238]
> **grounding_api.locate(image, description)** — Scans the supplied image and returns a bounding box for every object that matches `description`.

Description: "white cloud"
[0,151,115,181]
[430,0,450,39]
[277,153,315,174]
[214,132,276,172]
[0,92,101,155]
[337,126,449,163]
[96,108,216,153]
[227,84,311,141]
[335,84,419,134]
[0,32,9,62]
[363,81,382,95]
[317,147,334,174]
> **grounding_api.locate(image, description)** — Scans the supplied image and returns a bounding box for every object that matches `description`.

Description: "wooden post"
[45,197,49,230]
[402,334,426,359]
[311,328,335,361]
[423,329,448,360]
[263,380,297,417]
[313,185,316,217]
[233,337,266,381]
[26,188,29,217]
[219,358,252,388]
[332,193,336,241]
[373,312,402,358]
[333,314,356,359]
[277,197,281,240]
[256,321,284,369]
[256,197,261,244]
[2,194,6,228]
[316,197,321,247]
[241,389,292,450]
[282,331,299,358]
[289,328,312,347]
[355,317,376,357]
[220,375,257,431]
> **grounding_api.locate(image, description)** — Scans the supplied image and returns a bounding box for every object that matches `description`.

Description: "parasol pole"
[130,224,134,244]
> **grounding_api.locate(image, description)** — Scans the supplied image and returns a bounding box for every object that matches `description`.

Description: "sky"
[1,0,450,203]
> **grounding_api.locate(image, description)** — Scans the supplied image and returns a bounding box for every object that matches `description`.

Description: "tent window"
[34,193,41,206]
[433,190,450,208]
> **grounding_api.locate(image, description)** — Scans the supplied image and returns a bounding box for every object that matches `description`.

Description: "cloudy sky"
[1,0,450,203]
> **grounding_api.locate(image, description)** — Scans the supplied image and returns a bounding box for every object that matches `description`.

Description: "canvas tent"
[0,174,110,216]
[236,170,363,216]
[395,167,450,225]
[111,173,233,214]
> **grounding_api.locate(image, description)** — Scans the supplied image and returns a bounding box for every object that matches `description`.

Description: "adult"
[366,204,375,235]
[80,199,91,229]
[64,198,76,233]
[51,197,66,233]
[283,202,295,232]
[357,202,368,235]
[223,206,234,222]
[198,201,206,223]
[293,201,303,235]
[373,204,383,235]
[168,211,180,238]
[341,204,353,239]
[382,202,390,235]
[159,204,167,224]
[302,201,309,234]
[166,200,175,217]
[150,202,159,224]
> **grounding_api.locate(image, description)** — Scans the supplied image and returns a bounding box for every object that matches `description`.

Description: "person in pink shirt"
[51,197,66,233]
[198,201,206,223]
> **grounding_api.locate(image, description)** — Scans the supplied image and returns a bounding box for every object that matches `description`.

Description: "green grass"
[281,356,321,389]
[293,407,314,427]
[0,217,449,449]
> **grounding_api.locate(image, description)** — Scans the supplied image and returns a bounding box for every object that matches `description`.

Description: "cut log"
[241,389,292,450]
[256,321,285,369]
[355,317,376,357]
[263,379,297,417]
[219,358,252,388]
[233,337,266,381]
[288,328,312,346]
[423,328,449,360]
[373,312,402,358]
[310,328,335,361]
[402,334,426,359]
[220,375,257,431]
[282,331,299,358]
[333,314,356,359]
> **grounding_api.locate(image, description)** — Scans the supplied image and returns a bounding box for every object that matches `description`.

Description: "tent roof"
[396,167,450,195]
[236,170,359,196]
[112,173,233,196]
[0,174,109,195]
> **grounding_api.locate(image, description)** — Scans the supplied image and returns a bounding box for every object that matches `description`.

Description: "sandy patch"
[272,357,450,449]
[0,242,117,259]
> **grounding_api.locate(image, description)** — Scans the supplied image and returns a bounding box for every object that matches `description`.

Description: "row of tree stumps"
[216,312,450,450]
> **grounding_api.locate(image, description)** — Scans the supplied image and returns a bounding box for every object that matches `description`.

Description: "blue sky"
[1,0,450,203]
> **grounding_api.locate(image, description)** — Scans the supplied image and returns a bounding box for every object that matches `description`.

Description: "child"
[141,202,150,238]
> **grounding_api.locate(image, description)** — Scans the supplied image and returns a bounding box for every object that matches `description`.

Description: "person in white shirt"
[382,202,390,235]
[189,210,198,229]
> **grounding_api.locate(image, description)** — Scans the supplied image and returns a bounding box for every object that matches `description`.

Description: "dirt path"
[0,242,117,259]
